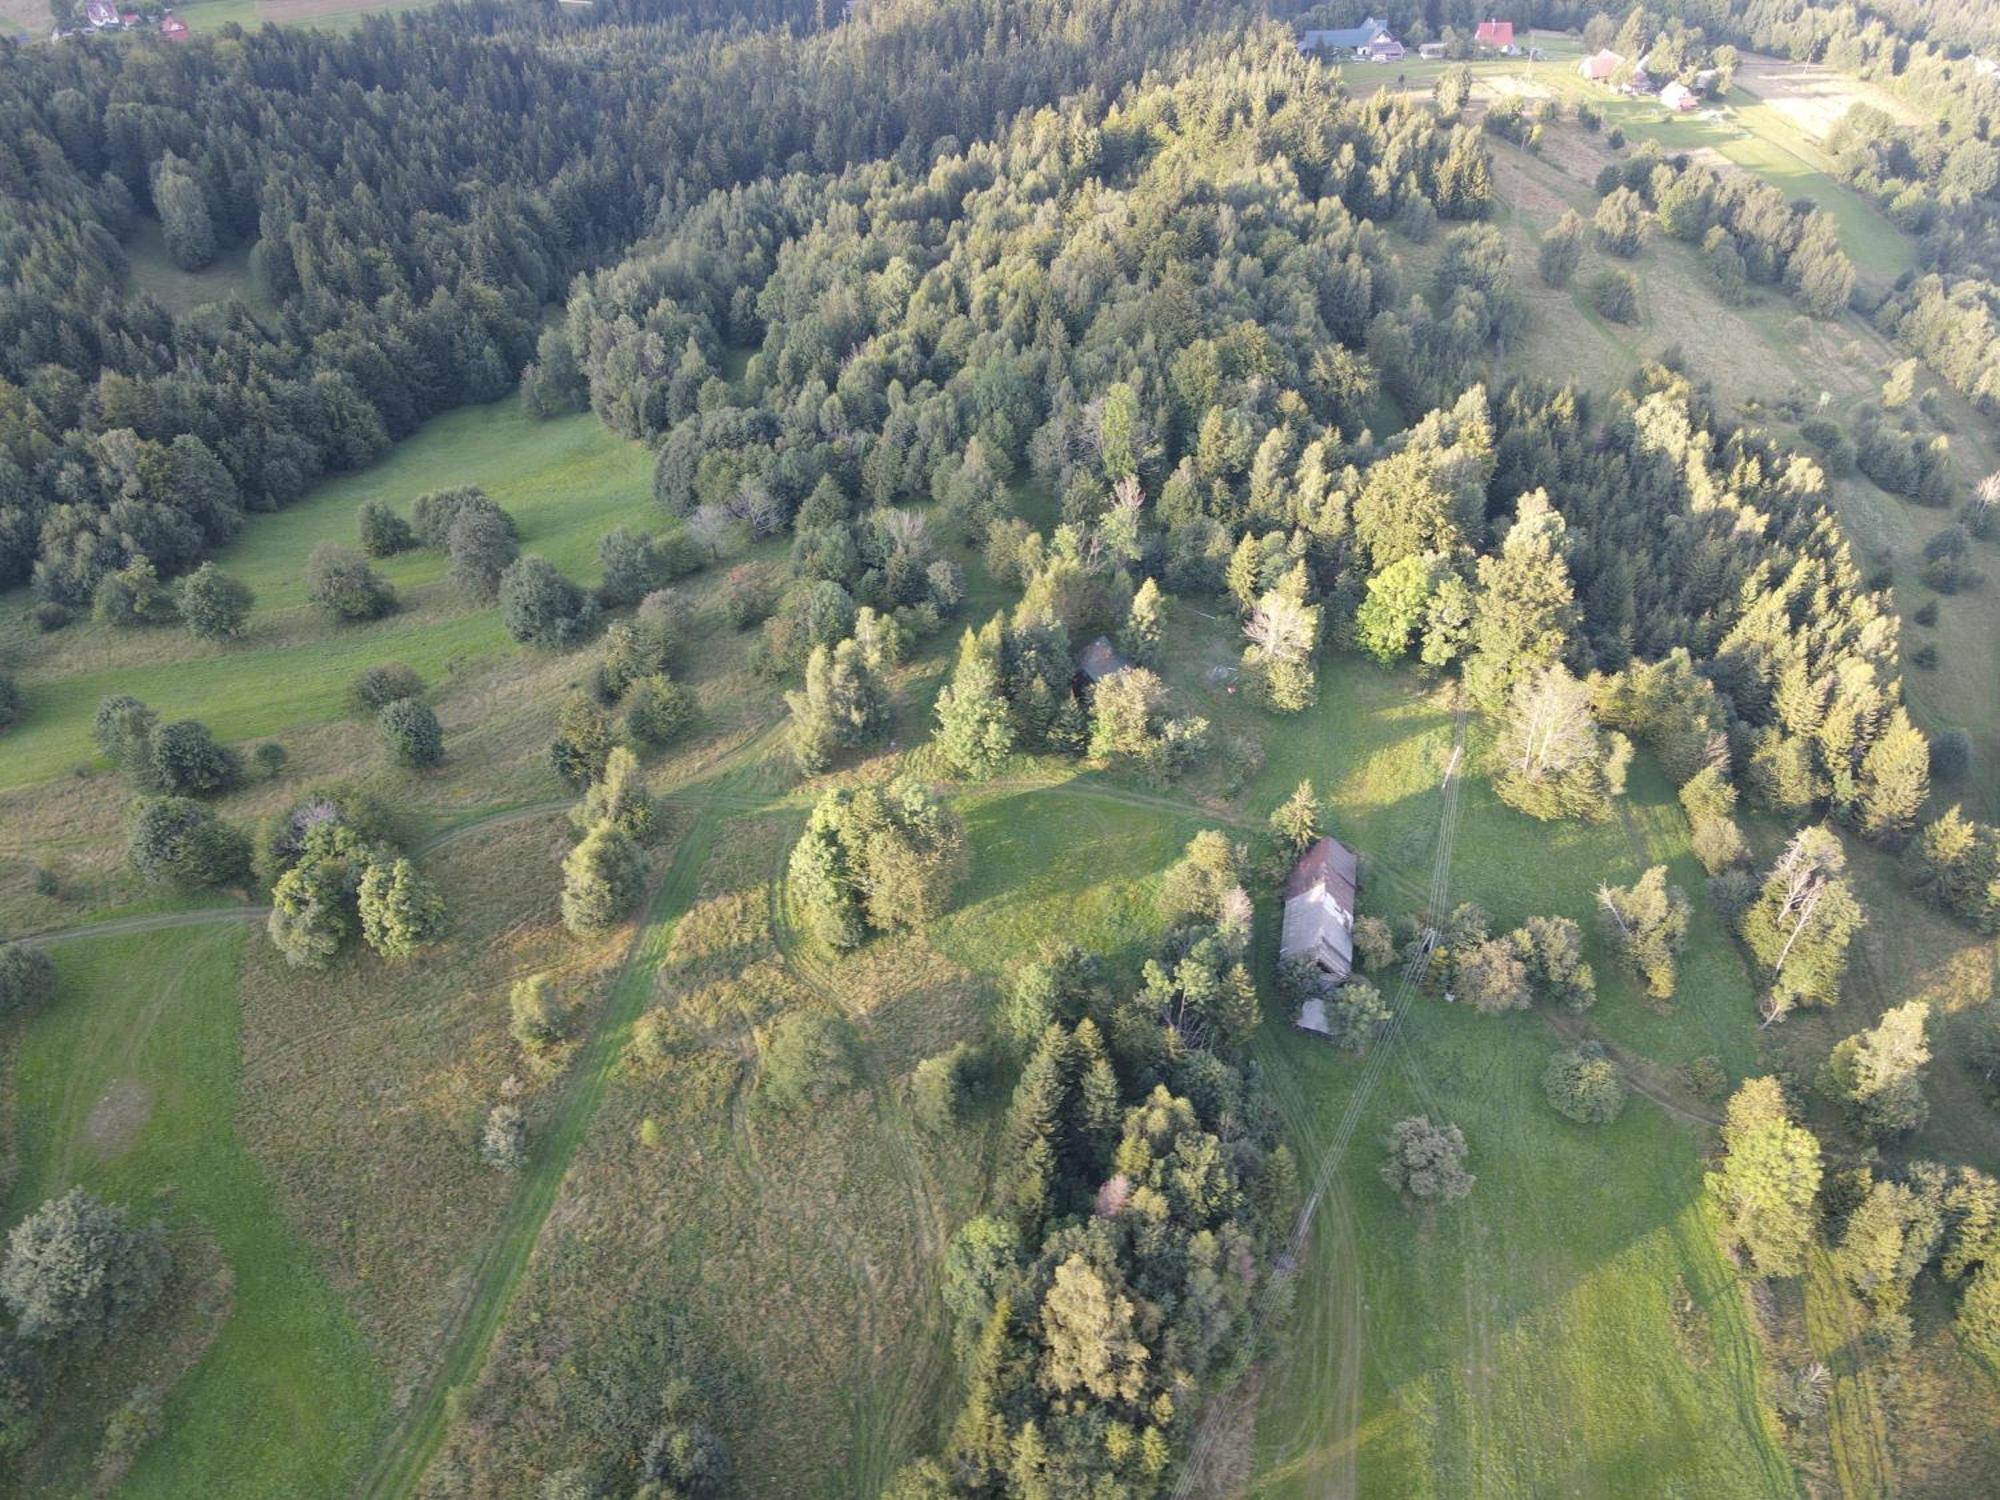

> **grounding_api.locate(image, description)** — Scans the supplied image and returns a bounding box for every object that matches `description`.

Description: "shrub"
[0,1189,167,1348]
[1380,1116,1474,1205]
[721,563,777,629]
[378,697,444,768]
[0,674,20,733]
[1326,979,1392,1052]
[348,663,424,716]
[1930,727,1972,782]
[1353,914,1396,972]
[1911,643,1938,669]
[912,1042,979,1132]
[1589,269,1640,323]
[1913,599,1939,626]
[549,694,615,788]
[127,797,251,888]
[560,820,649,934]
[572,746,654,839]
[304,543,396,622]
[146,719,243,798]
[0,944,57,1020]
[500,556,600,648]
[446,505,518,601]
[509,974,563,1048]
[31,601,70,632]
[411,486,514,549]
[622,674,697,747]
[356,501,415,557]
[1681,1055,1729,1100]
[252,741,287,778]
[1542,1042,1627,1123]
[92,558,175,628]
[758,1008,855,1111]
[480,1104,527,1172]
[93,695,158,770]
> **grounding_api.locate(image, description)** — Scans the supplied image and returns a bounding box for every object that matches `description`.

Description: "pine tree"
[1706,1077,1822,1277]
[1819,1001,1931,1137]
[1119,577,1165,667]
[1270,780,1322,855]
[573,746,654,839]
[1463,492,1577,714]
[934,626,1015,779]
[1855,707,1930,844]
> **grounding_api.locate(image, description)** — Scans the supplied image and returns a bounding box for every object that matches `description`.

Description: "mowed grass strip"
[1,402,656,791]
[6,925,382,1499]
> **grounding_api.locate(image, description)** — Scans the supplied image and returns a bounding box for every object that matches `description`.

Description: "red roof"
[1284,836,1359,907]
[161,14,188,33]
[1475,18,1513,46]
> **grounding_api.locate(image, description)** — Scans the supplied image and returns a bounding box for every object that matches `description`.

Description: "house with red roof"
[1577,48,1623,83]
[1473,18,1515,52]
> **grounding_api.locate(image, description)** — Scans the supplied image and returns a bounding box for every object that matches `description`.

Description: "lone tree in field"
[127,796,251,889]
[0,943,57,1020]
[174,563,255,641]
[377,697,443,769]
[1819,1000,1931,1138]
[146,719,243,799]
[446,505,519,601]
[1243,588,1320,712]
[0,1189,167,1347]
[1595,865,1691,999]
[357,858,446,960]
[561,820,649,934]
[1381,1116,1474,1206]
[1707,1077,1821,1278]
[1537,210,1586,287]
[1542,1042,1627,1123]
[304,542,396,622]
[1739,827,1864,1024]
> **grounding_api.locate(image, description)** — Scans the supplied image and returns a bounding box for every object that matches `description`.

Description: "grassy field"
[5,925,382,1498]
[0,401,656,791]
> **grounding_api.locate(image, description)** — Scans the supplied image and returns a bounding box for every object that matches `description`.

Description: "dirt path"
[16,904,271,949]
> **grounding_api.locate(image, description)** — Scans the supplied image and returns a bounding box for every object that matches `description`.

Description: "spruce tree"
[1819,1001,1931,1137]
[934,625,1015,779]
[357,858,446,959]
[1463,491,1577,714]
[560,821,649,934]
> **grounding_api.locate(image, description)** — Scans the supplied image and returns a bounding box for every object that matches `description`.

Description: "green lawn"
[1235,662,1788,1495]
[6,926,382,1498]
[1,401,656,791]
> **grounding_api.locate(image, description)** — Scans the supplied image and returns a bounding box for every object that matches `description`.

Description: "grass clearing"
[0,401,656,791]
[4,924,382,1499]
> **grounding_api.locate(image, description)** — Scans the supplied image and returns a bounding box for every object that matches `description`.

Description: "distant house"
[1281,836,1360,1007]
[1660,80,1699,111]
[1362,36,1404,62]
[1299,17,1397,57]
[1072,636,1127,698]
[1577,48,1623,82]
[1418,41,1448,60]
[1473,18,1514,51]
[84,0,118,26]
[1691,67,1720,93]
[160,13,188,36]
[119,10,140,23]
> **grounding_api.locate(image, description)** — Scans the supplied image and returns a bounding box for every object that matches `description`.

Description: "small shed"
[1660,80,1699,111]
[1281,836,1359,986]
[1073,636,1127,697]
[1418,41,1448,59]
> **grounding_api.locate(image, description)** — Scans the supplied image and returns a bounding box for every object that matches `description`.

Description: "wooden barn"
[1281,837,1360,1035]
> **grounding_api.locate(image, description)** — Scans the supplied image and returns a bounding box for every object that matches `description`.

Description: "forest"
[3,0,2000,1496]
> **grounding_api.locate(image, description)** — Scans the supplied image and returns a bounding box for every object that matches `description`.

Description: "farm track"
[1173,707,1469,1500]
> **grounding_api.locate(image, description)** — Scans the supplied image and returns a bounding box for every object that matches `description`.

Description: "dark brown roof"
[1285,836,1358,907]
[1077,636,1126,682]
